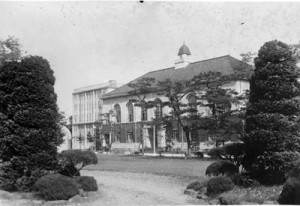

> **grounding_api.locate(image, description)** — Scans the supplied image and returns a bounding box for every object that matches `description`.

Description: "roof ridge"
[189,55,231,65]
[145,66,174,75]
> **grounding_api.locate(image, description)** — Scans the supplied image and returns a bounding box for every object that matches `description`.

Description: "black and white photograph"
[0,1,300,205]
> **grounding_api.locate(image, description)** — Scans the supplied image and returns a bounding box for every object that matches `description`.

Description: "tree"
[128,77,157,154]
[0,56,63,191]
[242,40,300,184]
[0,36,23,66]
[76,133,85,150]
[191,71,247,145]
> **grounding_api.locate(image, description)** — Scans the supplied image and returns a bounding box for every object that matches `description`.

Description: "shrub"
[186,179,208,192]
[58,164,80,177]
[278,178,300,204]
[58,150,97,177]
[74,176,98,191]
[33,173,79,200]
[206,176,234,195]
[230,173,259,188]
[205,160,239,177]
[15,169,49,192]
[0,56,64,191]
[207,147,225,159]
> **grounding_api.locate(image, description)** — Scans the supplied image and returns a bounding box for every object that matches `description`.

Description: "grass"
[85,154,213,178]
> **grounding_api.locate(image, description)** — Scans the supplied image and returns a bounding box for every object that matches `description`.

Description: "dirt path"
[82,170,202,206]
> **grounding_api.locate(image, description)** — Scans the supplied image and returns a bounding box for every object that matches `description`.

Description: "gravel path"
[82,170,202,206]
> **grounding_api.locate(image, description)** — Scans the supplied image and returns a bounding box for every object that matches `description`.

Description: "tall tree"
[0,56,63,191]
[243,40,300,184]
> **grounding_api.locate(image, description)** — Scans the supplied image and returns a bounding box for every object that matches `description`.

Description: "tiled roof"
[102,55,250,99]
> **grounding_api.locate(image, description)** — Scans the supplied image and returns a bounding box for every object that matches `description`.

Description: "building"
[72,80,122,149]
[57,126,72,152]
[100,44,250,151]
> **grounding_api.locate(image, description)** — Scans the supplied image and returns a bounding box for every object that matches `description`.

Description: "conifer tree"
[243,40,300,184]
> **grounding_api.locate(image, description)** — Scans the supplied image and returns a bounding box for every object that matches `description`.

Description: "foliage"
[206,176,234,195]
[278,178,300,204]
[33,173,79,200]
[208,142,245,167]
[74,176,98,191]
[0,56,63,191]
[205,160,239,177]
[15,169,49,192]
[0,162,20,191]
[58,149,97,177]
[220,185,281,204]
[0,36,23,66]
[86,132,94,143]
[58,164,80,177]
[288,158,300,180]
[207,147,225,159]
[186,180,208,192]
[230,173,259,188]
[243,40,300,185]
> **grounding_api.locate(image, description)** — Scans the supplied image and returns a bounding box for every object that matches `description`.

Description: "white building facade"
[100,44,250,151]
[72,80,122,149]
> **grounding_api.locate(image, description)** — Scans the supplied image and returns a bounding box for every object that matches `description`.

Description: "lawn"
[85,154,213,178]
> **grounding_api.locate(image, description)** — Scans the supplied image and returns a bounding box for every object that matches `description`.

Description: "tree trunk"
[183,126,191,159]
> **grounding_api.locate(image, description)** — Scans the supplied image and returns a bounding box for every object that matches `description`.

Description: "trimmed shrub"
[278,178,300,204]
[58,150,97,177]
[288,158,300,181]
[58,164,80,177]
[74,176,98,191]
[207,147,225,159]
[33,173,79,200]
[230,173,259,188]
[206,160,239,177]
[15,169,49,192]
[207,176,234,195]
[186,179,208,192]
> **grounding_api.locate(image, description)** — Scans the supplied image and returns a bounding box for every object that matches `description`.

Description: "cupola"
[175,42,192,69]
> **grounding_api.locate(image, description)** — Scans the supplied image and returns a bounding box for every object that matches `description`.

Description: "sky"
[1,1,300,117]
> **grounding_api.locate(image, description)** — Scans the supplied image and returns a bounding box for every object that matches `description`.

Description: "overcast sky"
[1,1,300,116]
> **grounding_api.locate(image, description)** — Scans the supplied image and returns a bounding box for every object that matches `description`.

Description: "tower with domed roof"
[175,42,192,69]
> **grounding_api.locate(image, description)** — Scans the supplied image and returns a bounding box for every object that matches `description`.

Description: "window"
[114,104,121,123]
[187,94,197,115]
[154,98,163,118]
[173,130,179,141]
[127,102,134,122]
[141,106,147,121]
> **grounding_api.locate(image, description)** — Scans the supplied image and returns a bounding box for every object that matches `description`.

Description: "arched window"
[187,94,197,115]
[127,102,134,122]
[114,104,121,123]
[154,98,163,118]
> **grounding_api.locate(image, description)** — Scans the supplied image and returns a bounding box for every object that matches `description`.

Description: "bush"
[58,164,80,177]
[58,150,97,177]
[205,160,239,177]
[74,176,98,191]
[230,173,259,188]
[278,178,300,204]
[33,173,79,200]
[206,176,234,195]
[186,179,208,192]
[207,147,225,159]
[15,169,49,192]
